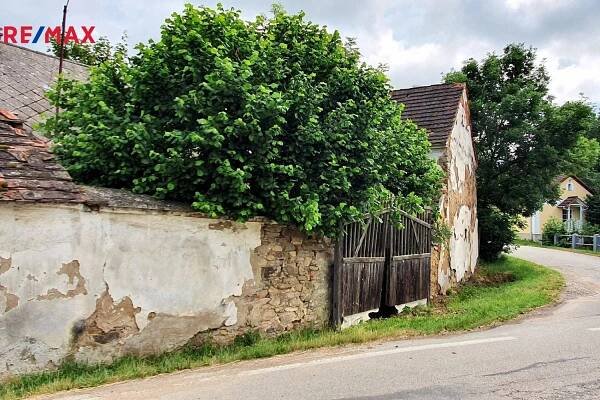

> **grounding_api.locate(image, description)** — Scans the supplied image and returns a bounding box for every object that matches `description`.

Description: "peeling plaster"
[450,205,476,282]
[36,260,87,301]
[208,220,247,232]
[0,285,19,312]
[75,287,140,348]
[433,91,478,295]
[0,257,11,275]
[0,204,262,376]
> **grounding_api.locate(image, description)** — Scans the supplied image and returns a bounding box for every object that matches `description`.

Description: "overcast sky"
[4,0,599,106]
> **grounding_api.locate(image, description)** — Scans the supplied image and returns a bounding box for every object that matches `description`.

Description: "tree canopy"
[564,109,600,227]
[42,4,442,236]
[47,36,128,66]
[446,44,590,259]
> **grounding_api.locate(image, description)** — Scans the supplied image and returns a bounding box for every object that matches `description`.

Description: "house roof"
[0,43,88,130]
[557,196,587,208]
[0,107,198,208]
[555,175,594,195]
[0,45,204,210]
[0,105,226,210]
[0,108,85,203]
[390,83,466,148]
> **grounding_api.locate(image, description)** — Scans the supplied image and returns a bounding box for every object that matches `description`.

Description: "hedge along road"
[31,246,600,400]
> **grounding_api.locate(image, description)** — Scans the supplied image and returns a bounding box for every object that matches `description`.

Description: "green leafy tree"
[47,35,127,66]
[446,44,587,259]
[560,103,600,191]
[564,136,600,178]
[587,194,600,226]
[42,4,442,236]
[561,105,600,226]
[591,112,600,141]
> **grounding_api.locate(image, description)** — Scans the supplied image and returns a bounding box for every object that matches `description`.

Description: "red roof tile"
[0,109,85,203]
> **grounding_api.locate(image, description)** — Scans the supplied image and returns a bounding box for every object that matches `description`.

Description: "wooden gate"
[332,209,432,327]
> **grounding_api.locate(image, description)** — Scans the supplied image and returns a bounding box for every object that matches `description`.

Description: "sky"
[3,0,599,107]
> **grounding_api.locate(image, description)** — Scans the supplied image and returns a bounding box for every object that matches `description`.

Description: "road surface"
[37,246,600,400]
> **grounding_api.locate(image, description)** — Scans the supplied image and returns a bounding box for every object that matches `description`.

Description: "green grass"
[0,256,564,400]
[514,238,600,257]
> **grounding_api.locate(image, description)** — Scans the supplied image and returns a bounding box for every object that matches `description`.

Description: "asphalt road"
[37,246,600,400]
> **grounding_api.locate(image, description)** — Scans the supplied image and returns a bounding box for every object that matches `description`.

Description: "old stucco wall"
[0,203,332,376]
[193,224,332,345]
[431,92,478,295]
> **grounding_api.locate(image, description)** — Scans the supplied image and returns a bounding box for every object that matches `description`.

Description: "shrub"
[478,206,520,260]
[579,222,600,236]
[42,4,442,236]
[542,217,566,244]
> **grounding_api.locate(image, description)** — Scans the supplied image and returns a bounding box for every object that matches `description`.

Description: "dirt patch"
[470,271,516,286]
[427,269,516,315]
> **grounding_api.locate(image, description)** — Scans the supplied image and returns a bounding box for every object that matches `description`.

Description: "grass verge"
[514,239,600,257]
[0,256,564,400]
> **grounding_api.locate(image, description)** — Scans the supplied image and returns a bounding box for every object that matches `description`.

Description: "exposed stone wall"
[431,91,479,295]
[195,224,333,345]
[0,203,333,376]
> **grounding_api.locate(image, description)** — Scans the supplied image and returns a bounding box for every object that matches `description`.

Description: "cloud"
[3,0,599,104]
[504,0,573,11]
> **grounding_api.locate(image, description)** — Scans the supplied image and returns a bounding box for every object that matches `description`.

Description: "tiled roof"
[0,108,209,208]
[0,109,85,203]
[82,186,193,212]
[0,43,88,130]
[390,83,466,148]
[557,196,587,208]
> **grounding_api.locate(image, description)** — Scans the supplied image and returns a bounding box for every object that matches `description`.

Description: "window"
[566,180,574,191]
[562,208,570,222]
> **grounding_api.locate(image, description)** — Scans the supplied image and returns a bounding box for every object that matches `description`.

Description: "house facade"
[391,83,479,295]
[518,175,594,241]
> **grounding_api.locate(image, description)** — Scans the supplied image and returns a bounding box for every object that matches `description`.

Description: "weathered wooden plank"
[340,261,385,316]
[398,209,432,228]
[342,256,386,263]
[392,253,431,261]
[353,220,370,257]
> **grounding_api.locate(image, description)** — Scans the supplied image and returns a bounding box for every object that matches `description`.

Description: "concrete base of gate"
[340,299,428,329]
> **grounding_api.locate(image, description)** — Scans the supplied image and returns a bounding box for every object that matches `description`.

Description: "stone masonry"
[197,223,333,345]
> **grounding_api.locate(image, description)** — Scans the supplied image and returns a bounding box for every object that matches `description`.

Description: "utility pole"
[56,0,70,118]
[58,0,70,75]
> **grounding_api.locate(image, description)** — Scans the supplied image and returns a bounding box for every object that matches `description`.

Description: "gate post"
[594,234,599,252]
[554,234,559,246]
[332,228,343,329]
[572,233,577,249]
